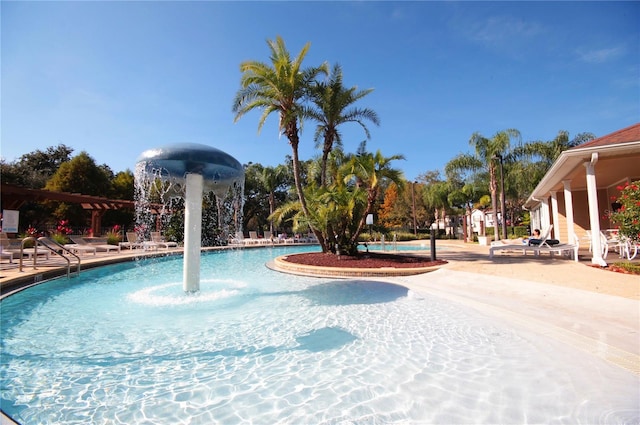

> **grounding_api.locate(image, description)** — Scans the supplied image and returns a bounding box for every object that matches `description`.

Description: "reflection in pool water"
[1,246,638,424]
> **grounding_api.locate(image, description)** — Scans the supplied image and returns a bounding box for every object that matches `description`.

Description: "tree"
[423,180,450,236]
[446,129,521,241]
[259,165,288,233]
[1,144,74,188]
[378,183,404,227]
[343,145,405,253]
[306,64,379,187]
[514,130,595,169]
[45,152,113,225]
[233,36,328,239]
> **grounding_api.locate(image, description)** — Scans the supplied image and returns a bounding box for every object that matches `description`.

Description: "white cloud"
[577,46,625,64]
[469,15,544,47]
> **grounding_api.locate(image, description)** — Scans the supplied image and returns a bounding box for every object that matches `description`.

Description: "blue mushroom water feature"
[136,143,244,293]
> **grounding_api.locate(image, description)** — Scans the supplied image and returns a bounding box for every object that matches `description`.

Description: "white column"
[183,173,203,292]
[550,191,560,240]
[562,180,575,244]
[540,197,550,232]
[584,154,606,266]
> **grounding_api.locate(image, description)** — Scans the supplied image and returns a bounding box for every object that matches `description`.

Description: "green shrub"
[613,262,640,274]
[51,233,69,245]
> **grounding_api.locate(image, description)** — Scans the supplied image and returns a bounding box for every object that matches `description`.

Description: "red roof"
[572,122,640,149]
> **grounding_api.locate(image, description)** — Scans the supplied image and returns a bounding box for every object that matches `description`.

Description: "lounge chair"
[489,238,528,258]
[228,232,245,246]
[490,225,578,262]
[2,236,52,261]
[245,231,261,245]
[523,227,579,261]
[151,232,178,249]
[67,235,120,254]
[260,231,275,245]
[1,236,17,263]
[120,232,144,250]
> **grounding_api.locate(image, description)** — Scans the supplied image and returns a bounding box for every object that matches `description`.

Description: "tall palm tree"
[306,64,380,187]
[446,129,521,241]
[233,36,328,224]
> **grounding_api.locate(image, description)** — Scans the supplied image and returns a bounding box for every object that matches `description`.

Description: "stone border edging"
[268,254,442,278]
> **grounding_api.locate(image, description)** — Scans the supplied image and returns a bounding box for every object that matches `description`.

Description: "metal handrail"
[18,236,38,272]
[37,237,81,278]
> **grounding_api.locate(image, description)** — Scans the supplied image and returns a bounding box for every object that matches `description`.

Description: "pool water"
[1,246,638,424]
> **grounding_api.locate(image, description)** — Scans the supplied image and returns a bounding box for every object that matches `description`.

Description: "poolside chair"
[228,232,245,246]
[151,232,178,249]
[261,231,275,245]
[64,236,97,256]
[120,232,144,250]
[1,236,52,261]
[72,235,120,253]
[1,236,17,263]
[599,231,621,259]
[489,238,528,258]
[523,227,579,261]
[246,231,261,245]
[65,235,120,255]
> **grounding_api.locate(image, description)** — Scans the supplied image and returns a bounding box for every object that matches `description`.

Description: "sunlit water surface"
[1,246,638,424]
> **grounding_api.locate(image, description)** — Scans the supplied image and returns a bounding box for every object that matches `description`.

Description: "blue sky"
[2,1,638,181]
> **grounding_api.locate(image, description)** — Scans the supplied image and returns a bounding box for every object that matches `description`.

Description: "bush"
[612,262,640,275]
[105,225,122,245]
[51,233,69,245]
[610,181,640,243]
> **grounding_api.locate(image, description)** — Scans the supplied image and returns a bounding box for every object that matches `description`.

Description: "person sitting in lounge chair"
[523,229,541,245]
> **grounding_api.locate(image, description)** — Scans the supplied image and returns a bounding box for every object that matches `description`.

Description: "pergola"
[1,183,144,236]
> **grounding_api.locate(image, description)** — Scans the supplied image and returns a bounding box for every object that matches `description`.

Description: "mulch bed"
[589,264,640,275]
[282,252,447,269]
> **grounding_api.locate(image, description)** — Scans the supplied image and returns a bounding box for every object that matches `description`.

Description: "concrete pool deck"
[1,240,639,376]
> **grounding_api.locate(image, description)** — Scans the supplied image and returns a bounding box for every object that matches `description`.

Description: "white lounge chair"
[245,231,261,245]
[260,231,275,245]
[151,232,178,249]
[229,232,245,246]
[490,225,578,261]
[120,232,144,250]
[1,237,18,263]
[68,236,120,254]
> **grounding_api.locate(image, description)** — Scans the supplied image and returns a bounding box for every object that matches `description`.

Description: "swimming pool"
[1,246,637,424]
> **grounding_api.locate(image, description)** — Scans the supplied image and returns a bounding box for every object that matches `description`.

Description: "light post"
[411,181,417,236]
[494,153,508,240]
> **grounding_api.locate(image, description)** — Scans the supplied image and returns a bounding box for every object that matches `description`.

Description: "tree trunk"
[286,121,328,252]
[489,165,499,242]
[268,192,275,233]
[349,188,377,252]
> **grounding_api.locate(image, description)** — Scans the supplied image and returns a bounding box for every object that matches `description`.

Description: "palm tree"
[423,180,450,237]
[306,64,380,187]
[233,36,328,226]
[344,146,405,253]
[514,130,595,169]
[446,129,521,242]
[259,165,287,233]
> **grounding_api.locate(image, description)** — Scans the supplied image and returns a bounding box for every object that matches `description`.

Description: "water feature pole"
[136,143,244,294]
[183,173,203,292]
